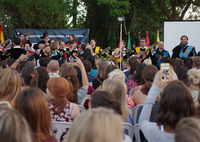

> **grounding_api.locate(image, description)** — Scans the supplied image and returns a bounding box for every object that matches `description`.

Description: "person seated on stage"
[132,38,155,62]
[47,60,60,78]
[154,41,170,68]
[172,35,197,59]
[59,41,67,51]
[90,38,107,57]
[83,60,95,82]
[112,40,127,63]
[68,34,79,45]
[0,38,26,60]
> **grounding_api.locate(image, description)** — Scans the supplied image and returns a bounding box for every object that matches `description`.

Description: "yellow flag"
[0,24,4,44]
[156,31,160,50]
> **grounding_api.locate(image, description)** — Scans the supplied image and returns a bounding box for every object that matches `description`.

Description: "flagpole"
[120,22,122,70]
[1,19,7,25]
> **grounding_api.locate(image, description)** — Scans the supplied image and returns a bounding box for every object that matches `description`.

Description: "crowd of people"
[0,32,200,142]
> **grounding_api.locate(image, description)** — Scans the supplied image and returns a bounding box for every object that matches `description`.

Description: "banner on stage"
[13,29,89,44]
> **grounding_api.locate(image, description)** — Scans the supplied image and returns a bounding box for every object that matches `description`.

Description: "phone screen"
[68,57,74,62]
[161,64,170,81]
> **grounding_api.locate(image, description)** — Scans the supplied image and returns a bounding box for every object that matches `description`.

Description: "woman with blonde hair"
[92,61,109,90]
[187,68,200,106]
[175,117,200,142]
[0,68,22,105]
[0,107,31,142]
[14,88,57,142]
[65,107,125,142]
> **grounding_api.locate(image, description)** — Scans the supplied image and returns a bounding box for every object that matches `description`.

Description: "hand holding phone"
[160,63,170,82]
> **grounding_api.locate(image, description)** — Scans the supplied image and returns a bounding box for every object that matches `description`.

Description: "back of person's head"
[59,66,79,104]
[50,42,58,50]
[122,59,129,70]
[134,63,147,83]
[97,61,110,82]
[128,57,138,67]
[187,68,200,87]
[141,65,158,94]
[0,68,21,104]
[105,65,118,79]
[87,56,95,68]
[47,77,70,114]
[0,107,31,142]
[7,58,16,67]
[39,57,52,68]
[130,62,139,78]
[102,79,128,121]
[90,91,122,115]
[143,58,152,65]
[175,59,184,70]
[108,69,125,84]
[65,107,123,142]
[2,60,8,68]
[74,66,82,87]
[83,60,92,73]
[14,38,21,45]
[175,66,188,85]
[184,57,193,70]
[22,66,38,87]
[163,56,171,64]
[48,60,59,73]
[36,67,49,93]
[108,58,118,68]
[25,61,35,68]
[14,88,54,142]
[175,117,200,142]
[20,61,26,71]
[170,58,177,70]
[193,56,200,68]
[156,80,198,130]
[59,63,68,74]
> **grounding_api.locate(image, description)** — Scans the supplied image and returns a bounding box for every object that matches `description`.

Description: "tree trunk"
[72,0,78,28]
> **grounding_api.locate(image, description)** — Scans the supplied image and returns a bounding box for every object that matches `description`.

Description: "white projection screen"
[163,21,200,56]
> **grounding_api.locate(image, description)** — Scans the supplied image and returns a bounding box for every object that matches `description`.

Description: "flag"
[156,31,160,50]
[127,32,131,49]
[146,31,150,47]
[118,33,122,48]
[7,25,11,45]
[0,24,4,44]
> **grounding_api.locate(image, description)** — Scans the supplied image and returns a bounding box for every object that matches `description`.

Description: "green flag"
[127,32,131,49]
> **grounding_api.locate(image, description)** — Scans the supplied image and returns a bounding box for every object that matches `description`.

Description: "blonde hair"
[108,69,125,84]
[102,79,128,121]
[65,107,123,142]
[0,107,31,142]
[187,68,200,87]
[143,58,152,65]
[0,68,22,104]
[122,59,129,70]
[175,117,200,142]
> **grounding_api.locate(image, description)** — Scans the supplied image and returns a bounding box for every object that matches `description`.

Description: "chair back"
[133,104,143,123]
[121,122,134,139]
[78,105,86,113]
[134,124,141,142]
[51,121,73,141]
[80,95,90,105]
[128,106,133,116]
[129,88,134,97]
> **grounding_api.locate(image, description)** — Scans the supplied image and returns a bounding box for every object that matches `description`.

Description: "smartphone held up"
[160,63,170,82]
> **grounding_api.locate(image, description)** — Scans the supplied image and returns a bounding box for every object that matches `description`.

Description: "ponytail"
[30,74,38,88]
[22,66,38,87]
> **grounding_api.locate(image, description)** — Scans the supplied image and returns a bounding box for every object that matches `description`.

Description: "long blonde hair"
[108,69,125,83]
[65,107,123,142]
[0,68,22,104]
[102,79,128,122]
[0,107,31,142]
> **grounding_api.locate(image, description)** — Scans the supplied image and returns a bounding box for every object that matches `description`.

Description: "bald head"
[48,60,59,73]
[158,41,164,49]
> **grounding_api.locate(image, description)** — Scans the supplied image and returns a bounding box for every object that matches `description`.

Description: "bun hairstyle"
[187,68,200,87]
[141,65,158,95]
[90,91,122,115]
[22,66,38,88]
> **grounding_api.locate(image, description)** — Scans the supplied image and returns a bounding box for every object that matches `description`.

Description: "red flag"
[146,31,150,47]
[118,32,122,48]
[0,24,4,43]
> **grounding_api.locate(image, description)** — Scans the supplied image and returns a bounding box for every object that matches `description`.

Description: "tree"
[0,0,70,29]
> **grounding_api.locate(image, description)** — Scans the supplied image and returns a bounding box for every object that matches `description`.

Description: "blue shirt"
[90,68,98,77]
[87,74,95,82]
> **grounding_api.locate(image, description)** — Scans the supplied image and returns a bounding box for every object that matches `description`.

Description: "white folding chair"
[51,121,73,142]
[128,105,133,116]
[129,88,134,97]
[121,122,134,139]
[133,104,143,123]
[80,95,90,105]
[78,105,86,113]
[134,124,141,142]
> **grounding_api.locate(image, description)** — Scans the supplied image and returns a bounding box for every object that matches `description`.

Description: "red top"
[84,85,94,106]
[127,80,140,90]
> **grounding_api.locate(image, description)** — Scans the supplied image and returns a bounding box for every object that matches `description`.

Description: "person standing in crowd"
[0,38,26,60]
[83,60,95,82]
[172,35,197,59]
[155,41,170,68]
[47,60,60,78]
